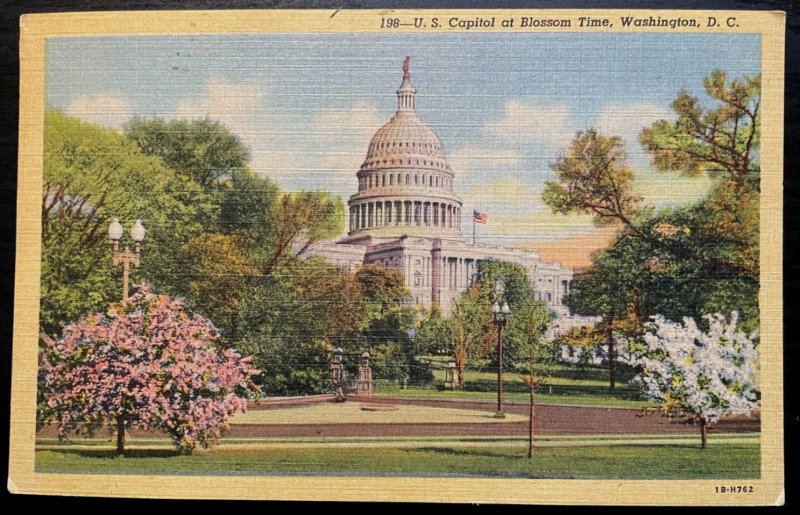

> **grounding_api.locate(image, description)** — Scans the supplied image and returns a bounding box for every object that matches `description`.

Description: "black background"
[0,0,796,510]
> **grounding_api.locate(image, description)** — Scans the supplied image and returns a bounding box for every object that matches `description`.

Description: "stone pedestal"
[356,351,373,396]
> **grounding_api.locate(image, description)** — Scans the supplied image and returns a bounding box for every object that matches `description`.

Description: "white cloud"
[594,104,672,144]
[450,99,575,192]
[171,80,383,197]
[173,78,264,150]
[593,104,712,207]
[172,78,312,184]
[66,93,133,128]
[463,177,539,207]
[484,100,572,151]
[310,102,384,184]
[633,172,714,207]
[449,143,522,178]
[593,104,672,168]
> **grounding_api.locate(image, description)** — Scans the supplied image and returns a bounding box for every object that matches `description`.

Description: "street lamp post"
[492,300,510,418]
[108,218,146,302]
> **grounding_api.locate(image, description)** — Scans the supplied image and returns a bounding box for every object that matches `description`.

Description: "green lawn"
[230,402,527,425]
[374,387,654,409]
[36,440,759,479]
[395,356,649,409]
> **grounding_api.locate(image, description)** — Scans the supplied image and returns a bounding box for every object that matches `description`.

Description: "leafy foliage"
[630,312,759,448]
[41,110,216,330]
[178,233,260,343]
[640,70,760,191]
[126,117,249,189]
[39,287,260,454]
[550,70,761,343]
[422,260,550,389]
[543,129,642,232]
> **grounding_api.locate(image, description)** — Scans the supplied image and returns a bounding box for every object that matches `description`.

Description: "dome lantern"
[397,56,416,112]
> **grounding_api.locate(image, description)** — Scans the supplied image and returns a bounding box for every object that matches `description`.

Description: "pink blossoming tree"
[39,286,260,455]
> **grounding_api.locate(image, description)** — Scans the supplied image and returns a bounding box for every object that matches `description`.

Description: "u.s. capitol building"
[300,59,575,316]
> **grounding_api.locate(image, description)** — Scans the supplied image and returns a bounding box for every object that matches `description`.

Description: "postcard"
[10,8,784,505]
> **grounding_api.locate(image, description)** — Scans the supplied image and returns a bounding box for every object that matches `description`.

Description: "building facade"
[301,59,574,315]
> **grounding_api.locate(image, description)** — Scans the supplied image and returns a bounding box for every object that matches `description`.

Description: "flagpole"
[473,216,476,245]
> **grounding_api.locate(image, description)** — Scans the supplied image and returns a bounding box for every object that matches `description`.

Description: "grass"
[230,402,526,425]
[373,387,654,409]
[392,356,652,409]
[36,439,759,479]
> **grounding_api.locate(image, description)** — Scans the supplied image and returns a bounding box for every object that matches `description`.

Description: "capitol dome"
[347,57,464,240]
[362,112,450,172]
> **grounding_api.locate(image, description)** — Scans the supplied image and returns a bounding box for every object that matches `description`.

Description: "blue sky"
[46,32,760,257]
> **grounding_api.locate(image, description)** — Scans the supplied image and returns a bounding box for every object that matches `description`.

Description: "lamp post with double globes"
[108,218,146,302]
[492,299,510,418]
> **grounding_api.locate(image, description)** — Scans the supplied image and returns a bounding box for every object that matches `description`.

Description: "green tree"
[40,186,116,334]
[217,170,345,275]
[41,110,215,331]
[126,117,249,189]
[442,260,549,389]
[514,297,553,458]
[178,233,260,344]
[415,313,455,356]
[546,70,761,341]
[641,70,761,280]
[449,292,486,389]
[543,129,645,239]
[261,191,345,276]
[354,265,423,382]
[238,259,366,395]
[640,70,760,193]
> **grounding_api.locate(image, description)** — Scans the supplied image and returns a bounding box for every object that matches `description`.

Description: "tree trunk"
[700,418,708,449]
[528,382,536,459]
[454,349,466,390]
[607,319,616,391]
[116,415,126,456]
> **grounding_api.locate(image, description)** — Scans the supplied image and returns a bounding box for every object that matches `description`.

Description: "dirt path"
[230,395,759,438]
[36,395,759,440]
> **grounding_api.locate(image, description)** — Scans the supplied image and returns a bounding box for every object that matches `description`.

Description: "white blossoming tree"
[631,312,759,449]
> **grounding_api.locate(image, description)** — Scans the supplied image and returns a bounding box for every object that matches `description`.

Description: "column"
[377,203,383,226]
[449,258,454,291]
[361,204,366,229]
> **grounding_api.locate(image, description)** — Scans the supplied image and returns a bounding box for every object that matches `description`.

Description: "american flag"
[473,210,488,224]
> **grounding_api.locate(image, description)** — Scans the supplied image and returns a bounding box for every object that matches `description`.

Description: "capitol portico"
[301,58,574,316]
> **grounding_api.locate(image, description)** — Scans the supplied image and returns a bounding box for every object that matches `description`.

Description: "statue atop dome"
[403,56,410,79]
